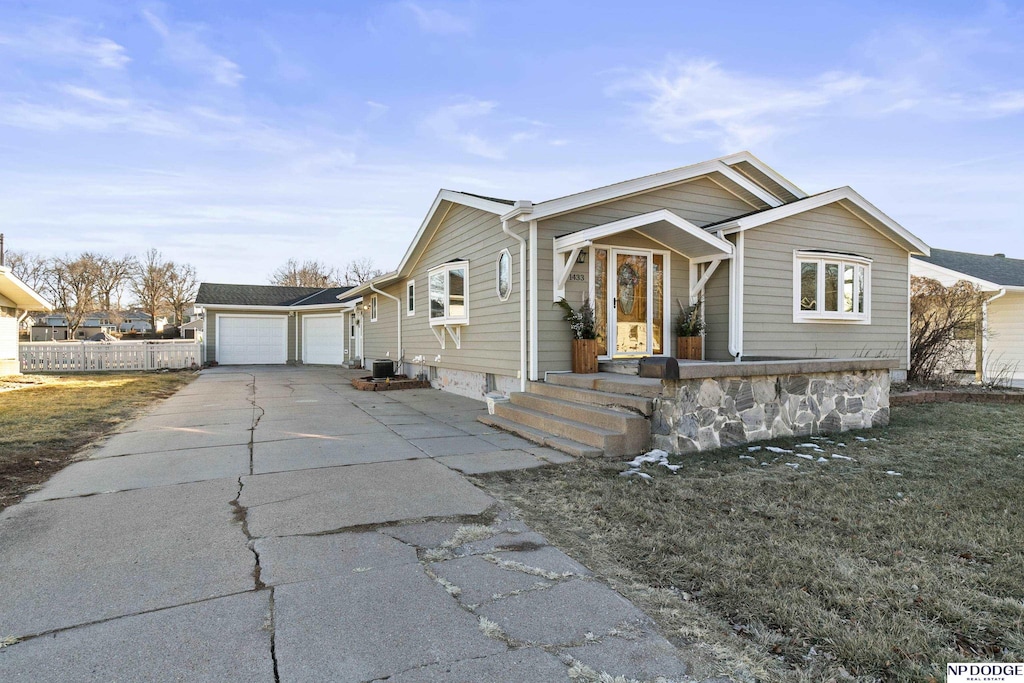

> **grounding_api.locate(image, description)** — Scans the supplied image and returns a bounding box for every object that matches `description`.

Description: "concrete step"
[547,372,664,399]
[492,402,625,453]
[510,393,649,450]
[599,359,639,375]
[527,381,653,417]
[477,414,603,458]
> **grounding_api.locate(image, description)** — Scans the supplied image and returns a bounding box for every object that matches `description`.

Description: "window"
[428,261,469,325]
[496,249,512,301]
[794,251,871,322]
[406,280,416,316]
[370,294,378,322]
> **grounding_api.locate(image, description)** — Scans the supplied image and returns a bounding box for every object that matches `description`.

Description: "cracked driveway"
[0,367,715,682]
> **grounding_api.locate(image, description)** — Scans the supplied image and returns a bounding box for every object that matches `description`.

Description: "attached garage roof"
[196,283,353,307]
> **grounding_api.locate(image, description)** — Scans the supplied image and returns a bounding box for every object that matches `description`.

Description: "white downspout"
[370,284,402,372]
[725,231,744,360]
[981,288,1007,383]
[502,218,528,392]
[529,220,539,381]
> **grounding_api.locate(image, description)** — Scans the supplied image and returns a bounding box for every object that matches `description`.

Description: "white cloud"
[401,2,473,35]
[0,21,129,69]
[142,7,243,87]
[421,99,505,159]
[609,58,870,150]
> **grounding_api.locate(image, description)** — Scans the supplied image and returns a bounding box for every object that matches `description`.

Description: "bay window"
[428,261,469,325]
[794,251,870,323]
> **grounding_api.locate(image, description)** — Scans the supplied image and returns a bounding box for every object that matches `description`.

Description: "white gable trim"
[553,209,734,256]
[511,160,782,223]
[718,151,808,200]
[0,266,51,310]
[909,258,1002,291]
[714,187,931,256]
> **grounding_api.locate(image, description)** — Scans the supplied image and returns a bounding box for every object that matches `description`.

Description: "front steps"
[478,373,661,458]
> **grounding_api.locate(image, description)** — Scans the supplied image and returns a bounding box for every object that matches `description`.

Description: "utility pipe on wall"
[370,283,402,372]
[979,288,1007,383]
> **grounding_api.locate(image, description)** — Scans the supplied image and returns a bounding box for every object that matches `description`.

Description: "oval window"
[496,249,512,301]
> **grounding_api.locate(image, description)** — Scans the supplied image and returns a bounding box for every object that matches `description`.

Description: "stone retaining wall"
[652,369,891,453]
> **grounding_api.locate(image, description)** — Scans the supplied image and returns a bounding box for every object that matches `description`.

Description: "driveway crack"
[230,476,265,591]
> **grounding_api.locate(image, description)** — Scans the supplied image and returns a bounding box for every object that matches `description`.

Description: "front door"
[353,310,364,365]
[613,250,651,356]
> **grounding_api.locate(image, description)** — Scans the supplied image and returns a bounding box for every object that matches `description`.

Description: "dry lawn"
[0,372,195,509]
[476,404,1024,682]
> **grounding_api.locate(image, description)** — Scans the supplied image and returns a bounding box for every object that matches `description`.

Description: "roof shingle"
[195,283,353,307]
[914,249,1024,288]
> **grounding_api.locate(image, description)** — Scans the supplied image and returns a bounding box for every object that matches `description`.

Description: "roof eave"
[0,267,52,310]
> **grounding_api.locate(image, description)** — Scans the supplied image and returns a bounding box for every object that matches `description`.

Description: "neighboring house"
[346,151,930,400]
[911,249,1024,384]
[118,310,169,334]
[178,317,204,340]
[30,313,118,341]
[194,284,357,365]
[0,266,51,374]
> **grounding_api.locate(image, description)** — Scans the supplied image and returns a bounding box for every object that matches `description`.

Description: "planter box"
[677,336,702,360]
[572,339,599,374]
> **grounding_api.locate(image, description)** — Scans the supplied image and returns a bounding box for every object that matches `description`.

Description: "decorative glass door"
[613,251,650,355]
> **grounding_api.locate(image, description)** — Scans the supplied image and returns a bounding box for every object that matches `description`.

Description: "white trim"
[199,303,354,313]
[553,210,732,255]
[792,251,872,324]
[909,257,1003,291]
[718,151,808,200]
[520,160,782,223]
[597,247,671,358]
[369,283,402,367]
[496,248,513,302]
[427,261,470,326]
[690,259,722,299]
[369,294,378,322]
[715,187,931,256]
[406,280,416,316]
[0,266,52,310]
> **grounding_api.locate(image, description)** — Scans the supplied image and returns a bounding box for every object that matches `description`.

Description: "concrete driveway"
[0,366,715,682]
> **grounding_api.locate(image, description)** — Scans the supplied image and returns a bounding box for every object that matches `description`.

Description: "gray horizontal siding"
[741,203,910,368]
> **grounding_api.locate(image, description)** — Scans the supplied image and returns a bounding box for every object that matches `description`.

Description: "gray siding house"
[350,152,930,401]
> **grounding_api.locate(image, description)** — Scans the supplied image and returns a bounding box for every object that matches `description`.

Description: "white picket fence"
[20,340,203,373]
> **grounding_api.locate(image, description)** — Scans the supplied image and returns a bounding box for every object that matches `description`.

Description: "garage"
[302,314,345,365]
[216,315,287,365]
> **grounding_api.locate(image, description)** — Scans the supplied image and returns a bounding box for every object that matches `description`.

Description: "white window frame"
[370,294,378,322]
[406,280,416,316]
[427,261,470,326]
[495,248,512,301]
[793,250,872,324]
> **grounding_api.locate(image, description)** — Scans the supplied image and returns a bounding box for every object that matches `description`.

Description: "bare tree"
[46,254,101,338]
[4,250,50,293]
[341,257,383,285]
[131,249,173,337]
[165,262,199,331]
[93,253,137,313]
[269,259,341,287]
[909,276,984,383]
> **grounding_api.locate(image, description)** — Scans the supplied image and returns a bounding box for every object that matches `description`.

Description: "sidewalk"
[0,366,720,682]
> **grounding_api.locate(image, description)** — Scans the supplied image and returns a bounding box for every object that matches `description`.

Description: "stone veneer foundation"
[651,359,897,454]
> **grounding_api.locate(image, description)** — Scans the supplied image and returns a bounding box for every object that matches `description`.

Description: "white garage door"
[303,315,345,365]
[217,315,287,365]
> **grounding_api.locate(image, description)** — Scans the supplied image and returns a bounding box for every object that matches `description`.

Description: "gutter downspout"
[529,220,538,381]
[724,231,744,360]
[502,218,528,392]
[980,288,1007,383]
[370,283,403,373]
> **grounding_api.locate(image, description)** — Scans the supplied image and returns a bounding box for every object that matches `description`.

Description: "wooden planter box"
[572,338,599,374]
[677,336,702,360]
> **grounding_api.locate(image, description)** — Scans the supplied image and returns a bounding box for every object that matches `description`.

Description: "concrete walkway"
[0,367,717,682]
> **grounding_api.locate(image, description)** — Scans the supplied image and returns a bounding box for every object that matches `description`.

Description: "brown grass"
[0,372,195,509]
[476,404,1024,682]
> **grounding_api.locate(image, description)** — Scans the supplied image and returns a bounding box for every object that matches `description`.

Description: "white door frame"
[589,245,671,359]
[215,314,288,365]
[302,312,345,365]
[353,309,364,366]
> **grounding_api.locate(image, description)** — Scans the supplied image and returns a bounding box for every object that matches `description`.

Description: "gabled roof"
[704,187,930,256]
[195,283,354,307]
[553,209,734,260]
[510,153,794,223]
[0,266,51,310]
[913,249,1024,289]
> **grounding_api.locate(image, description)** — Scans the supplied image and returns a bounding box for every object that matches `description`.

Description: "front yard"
[476,403,1024,682]
[0,372,194,510]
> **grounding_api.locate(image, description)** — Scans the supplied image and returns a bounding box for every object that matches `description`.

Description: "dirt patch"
[0,371,195,510]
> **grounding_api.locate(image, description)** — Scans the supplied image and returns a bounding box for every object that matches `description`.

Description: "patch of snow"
[747,445,763,452]
[831,454,855,461]
[622,449,679,479]
[885,471,903,476]
[765,446,794,454]
[817,457,829,463]
[795,443,819,449]
[738,455,756,461]
[794,453,814,460]
[784,463,800,469]
[854,436,878,442]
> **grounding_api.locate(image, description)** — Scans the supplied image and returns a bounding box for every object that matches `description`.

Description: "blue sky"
[1,1,1022,284]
